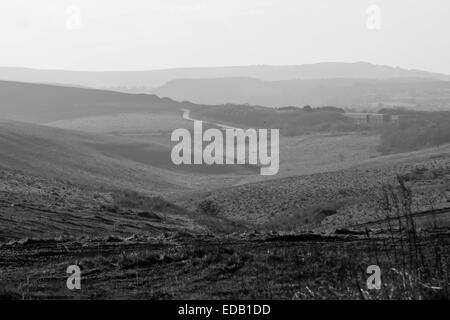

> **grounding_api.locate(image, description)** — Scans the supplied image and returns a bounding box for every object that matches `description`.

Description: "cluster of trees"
[194,104,450,153]
[193,104,355,136]
[278,105,345,113]
[378,110,450,154]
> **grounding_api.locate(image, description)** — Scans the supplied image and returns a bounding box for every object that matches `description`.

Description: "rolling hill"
[0,80,200,123]
[151,77,450,109]
[178,144,450,231]
[0,119,258,196]
[0,119,182,193]
[1,62,449,91]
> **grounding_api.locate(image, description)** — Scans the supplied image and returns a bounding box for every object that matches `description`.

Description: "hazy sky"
[1,0,450,73]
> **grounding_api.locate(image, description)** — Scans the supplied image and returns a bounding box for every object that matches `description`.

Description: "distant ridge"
[1,62,449,90]
[151,77,450,109]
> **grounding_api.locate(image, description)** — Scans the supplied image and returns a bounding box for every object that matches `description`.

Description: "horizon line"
[0,61,447,75]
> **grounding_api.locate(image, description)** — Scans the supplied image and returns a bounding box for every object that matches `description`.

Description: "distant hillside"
[1,62,449,90]
[0,81,199,123]
[152,77,450,109]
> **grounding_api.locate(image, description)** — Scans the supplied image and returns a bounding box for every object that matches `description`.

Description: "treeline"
[193,105,356,136]
[378,110,450,154]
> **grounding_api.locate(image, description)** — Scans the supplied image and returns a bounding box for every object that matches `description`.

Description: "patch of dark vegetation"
[378,110,450,154]
[0,283,23,300]
[263,200,347,231]
[335,229,365,236]
[136,211,163,221]
[197,199,220,216]
[262,234,344,242]
[113,191,183,215]
[192,104,357,136]
[116,250,186,269]
[401,166,450,182]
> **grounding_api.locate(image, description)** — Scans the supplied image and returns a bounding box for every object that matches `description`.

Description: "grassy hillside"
[0,80,200,123]
[0,120,257,196]
[178,145,450,231]
[0,168,209,241]
[0,119,180,193]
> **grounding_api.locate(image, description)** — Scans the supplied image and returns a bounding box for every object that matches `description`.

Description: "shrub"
[198,199,219,215]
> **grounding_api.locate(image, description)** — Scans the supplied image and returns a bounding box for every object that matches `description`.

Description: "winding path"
[181,109,239,130]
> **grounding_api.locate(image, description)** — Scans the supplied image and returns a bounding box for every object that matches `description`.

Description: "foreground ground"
[1,229,449,300]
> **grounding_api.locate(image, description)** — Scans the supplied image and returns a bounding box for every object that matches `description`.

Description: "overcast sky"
[1,0,449,73]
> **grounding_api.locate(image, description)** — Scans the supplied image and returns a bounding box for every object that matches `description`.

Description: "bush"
[198,199,219,215]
